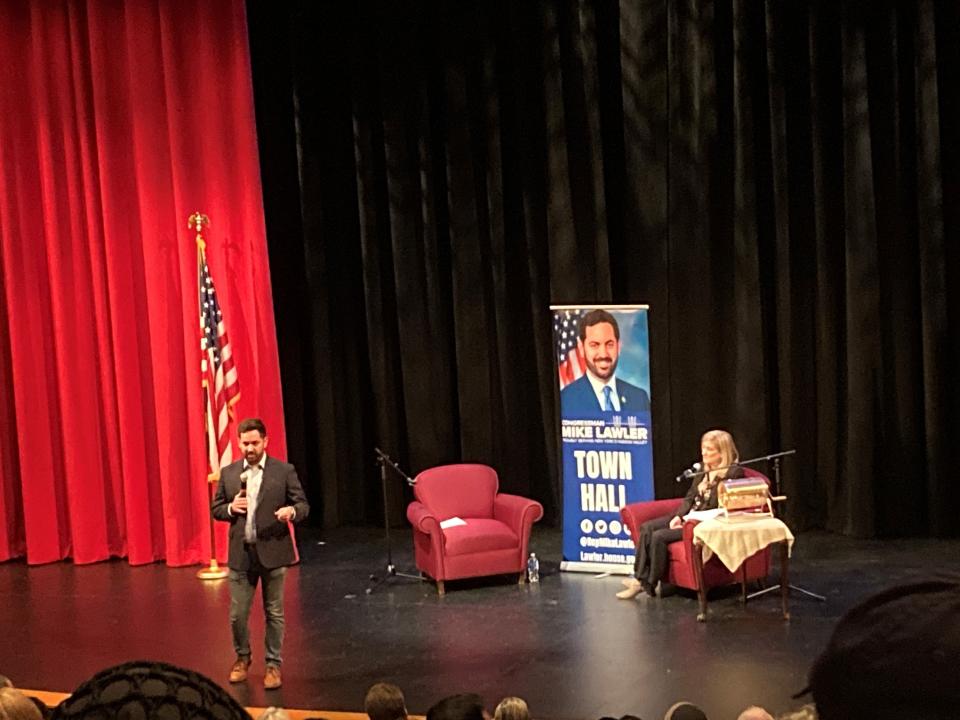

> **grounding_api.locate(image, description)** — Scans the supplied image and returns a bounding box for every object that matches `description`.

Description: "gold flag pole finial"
[189,211,210,250]
[193,210,227,580]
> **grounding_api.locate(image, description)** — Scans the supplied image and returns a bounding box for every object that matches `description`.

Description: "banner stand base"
[560,561,634,574]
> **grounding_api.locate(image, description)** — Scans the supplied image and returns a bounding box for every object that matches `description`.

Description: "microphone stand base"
[747,582,826,602]
[365,564,423,595]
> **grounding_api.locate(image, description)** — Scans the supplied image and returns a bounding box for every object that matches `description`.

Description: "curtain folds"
[251,0,959,537]
[0,0,284,564]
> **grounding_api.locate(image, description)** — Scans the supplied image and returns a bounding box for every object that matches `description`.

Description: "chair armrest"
[679,518,704,567]
[493,493,544,534]
[620,499,683,545]
[406,501,441,534]
[494,493,543,566]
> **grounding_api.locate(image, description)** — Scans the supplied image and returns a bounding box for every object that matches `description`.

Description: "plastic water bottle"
[527,552,540,583]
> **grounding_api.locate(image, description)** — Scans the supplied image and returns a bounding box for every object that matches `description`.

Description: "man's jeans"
[229,545,286,667]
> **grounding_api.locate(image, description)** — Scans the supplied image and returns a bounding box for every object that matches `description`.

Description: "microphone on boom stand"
[367,448,421,594]
[374,447,416,486]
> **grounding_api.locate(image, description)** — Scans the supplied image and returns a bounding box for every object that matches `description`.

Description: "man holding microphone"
[211,417,309,689]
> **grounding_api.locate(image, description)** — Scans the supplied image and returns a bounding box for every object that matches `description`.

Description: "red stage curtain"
[0,0,285,565]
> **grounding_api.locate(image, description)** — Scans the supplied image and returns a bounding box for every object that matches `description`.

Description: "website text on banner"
[552,306,654,573]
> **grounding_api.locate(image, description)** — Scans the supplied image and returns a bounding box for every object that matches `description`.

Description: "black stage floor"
[2,527,958,720]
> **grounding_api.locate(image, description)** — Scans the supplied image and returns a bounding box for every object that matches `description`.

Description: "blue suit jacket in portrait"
[560,374,650,415]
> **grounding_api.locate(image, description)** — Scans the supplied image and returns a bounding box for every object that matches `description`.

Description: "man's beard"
[587,355,618,380]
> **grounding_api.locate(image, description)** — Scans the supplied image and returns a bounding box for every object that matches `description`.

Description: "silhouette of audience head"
[256,710,290,720]
[803,579,960,720]
[0,688,44,720]
[427,694,488,720]
[365,683,407,720]
[662,702,707,720]
[50,660,250,720]
[493,698,528,720]
[735,708,773,720]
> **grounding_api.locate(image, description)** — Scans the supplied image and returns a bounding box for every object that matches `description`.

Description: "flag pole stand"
[197,562,228,580]
[198,472,229,580]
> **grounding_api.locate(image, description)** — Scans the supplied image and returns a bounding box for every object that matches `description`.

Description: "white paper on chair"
[683,508,723,522]
[439,516,467,529]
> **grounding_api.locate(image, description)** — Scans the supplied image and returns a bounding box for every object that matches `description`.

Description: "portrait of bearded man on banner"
[560,308,650,415]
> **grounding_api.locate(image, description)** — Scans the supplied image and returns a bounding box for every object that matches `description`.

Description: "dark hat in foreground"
[801,579,960,720]
[51,660,251,720]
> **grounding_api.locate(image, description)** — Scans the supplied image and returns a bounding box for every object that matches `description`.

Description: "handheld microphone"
[675,462,702,483]
[239,469,250,497]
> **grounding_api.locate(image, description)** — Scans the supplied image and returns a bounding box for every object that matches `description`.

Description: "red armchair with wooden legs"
[406,463,544,595]
[619,467,772,600]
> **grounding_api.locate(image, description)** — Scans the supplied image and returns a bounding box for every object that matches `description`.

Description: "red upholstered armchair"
[619,467,772,600]
[406,463,544,595]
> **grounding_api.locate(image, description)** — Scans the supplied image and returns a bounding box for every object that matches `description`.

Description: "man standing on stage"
[212,417,309,690]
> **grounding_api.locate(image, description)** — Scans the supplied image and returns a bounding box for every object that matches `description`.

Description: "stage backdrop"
[0,0,284,565]
[553,306,653,571]
[248,1,960,538]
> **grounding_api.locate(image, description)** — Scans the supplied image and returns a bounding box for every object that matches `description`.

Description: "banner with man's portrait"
[551,305,654,572]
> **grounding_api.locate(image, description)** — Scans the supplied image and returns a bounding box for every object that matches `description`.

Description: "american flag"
[199,242,240,473]
[553,309,587,388]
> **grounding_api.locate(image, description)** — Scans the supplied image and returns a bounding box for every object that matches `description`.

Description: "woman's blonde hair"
[701,429,739,482]
[0,688,43,720]
[494,697,530,720]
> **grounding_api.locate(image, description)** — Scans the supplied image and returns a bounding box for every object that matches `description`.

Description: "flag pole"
[192,211,229,580]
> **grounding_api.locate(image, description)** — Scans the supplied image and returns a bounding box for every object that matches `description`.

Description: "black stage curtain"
[247,0,960,537]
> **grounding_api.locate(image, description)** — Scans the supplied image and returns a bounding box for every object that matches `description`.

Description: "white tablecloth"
[693,516,794,572]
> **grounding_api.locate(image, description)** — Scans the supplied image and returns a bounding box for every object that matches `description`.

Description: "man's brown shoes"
[229,657,281,688]
[229,657,251,683]
[264,665,282,689]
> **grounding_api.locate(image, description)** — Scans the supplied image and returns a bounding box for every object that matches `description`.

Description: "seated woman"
[617,428,744,599]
